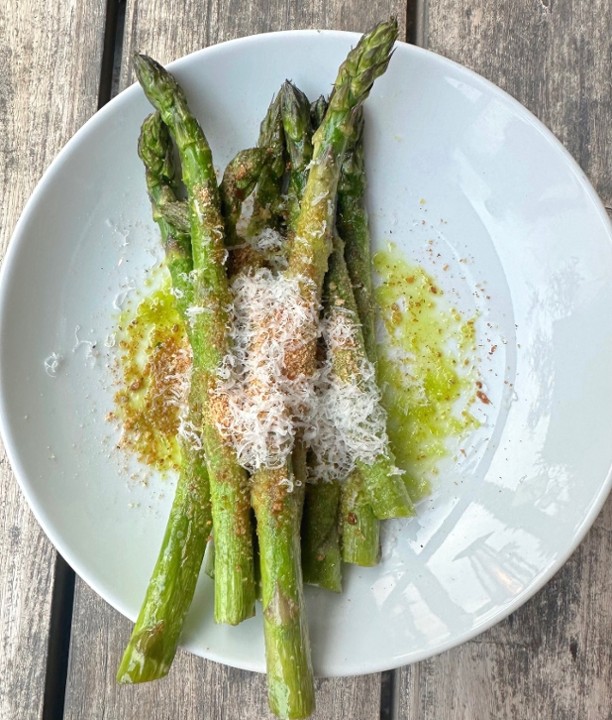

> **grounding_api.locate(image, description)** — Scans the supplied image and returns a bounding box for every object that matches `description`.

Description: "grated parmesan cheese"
[44,352,63,377]
[307,307,397,482]
[211,267,320,471]
[211,266,397,483]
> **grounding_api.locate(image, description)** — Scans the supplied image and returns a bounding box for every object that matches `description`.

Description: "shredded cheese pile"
[210,268,395,481]
[307,307,393,481]
[211,267,319,471]
[251,228,287,271]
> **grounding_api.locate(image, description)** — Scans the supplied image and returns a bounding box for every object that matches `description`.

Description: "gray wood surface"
[65,583,383,720]
[119,0,407,89]
[397,1,612,718]
[399,499,612,719]
[421,0,612,209]
[64,1,405,719]
[0,3,106,719]
[3,1,611,719]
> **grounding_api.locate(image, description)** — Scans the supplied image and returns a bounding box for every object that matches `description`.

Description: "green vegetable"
[326,230,414,520]
[220,147,268,247]
[133,54,256,626]
[247,92,286,239]
[122,23,403,716]
[339,468,380,566]
[337,107,377,359]
[251,447,315,720]
[118,112,212,683]
[301,480,342,589]
[251,21,400,717]
[309,94,328,130]
[280,80,313,231]
[287,18,398,295]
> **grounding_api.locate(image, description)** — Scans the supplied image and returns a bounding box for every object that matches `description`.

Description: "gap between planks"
[41,1,125,718]
[51,2,422,718]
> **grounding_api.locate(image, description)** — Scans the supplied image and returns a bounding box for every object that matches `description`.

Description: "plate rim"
[1,28,611,676]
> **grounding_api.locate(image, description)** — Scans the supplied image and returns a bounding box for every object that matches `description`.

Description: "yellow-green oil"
[112,279,189,473]
[113,248,479,494]
[374,245,479,500]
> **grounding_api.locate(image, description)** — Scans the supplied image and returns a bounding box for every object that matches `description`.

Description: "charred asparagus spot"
[309,94,328,130]
[156,198,191,234]
[133,54,256,627]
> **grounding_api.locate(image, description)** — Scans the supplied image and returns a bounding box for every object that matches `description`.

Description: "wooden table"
[2,1,611,718]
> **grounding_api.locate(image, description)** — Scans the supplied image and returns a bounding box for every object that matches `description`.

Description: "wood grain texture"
[0,2,107,719]
[64,1,406,718]
[119,0,407,89]
[398,497,612,719]
[421,0,612,208]
[65,582,383,720]
[396,1,612,717]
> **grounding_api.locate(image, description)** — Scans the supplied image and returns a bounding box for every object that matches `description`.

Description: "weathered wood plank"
[119,0,407,89]
[421,0,612,208]
[64,1,406,719]
[398,497,612,719]
[396,1,612,717]
[65,582,384,720]
[0,3,107,719]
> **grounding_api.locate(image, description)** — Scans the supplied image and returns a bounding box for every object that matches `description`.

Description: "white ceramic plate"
[1,31,612,676]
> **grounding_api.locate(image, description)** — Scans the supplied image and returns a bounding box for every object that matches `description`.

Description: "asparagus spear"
[118,113,212,682]
[325,229,414,520]
[336,107,377,358]
[220,146,271,274]
[309,94,328,130]
[337,108,420,537]
[280,80,313,232]
[284,20,410,521]
[155,198,191,234]
[301,479,342,589]
[287,18,398,294]
[253,21,399,717]
[251,451,314,720]
[333,108,381,563]
[247,92,286,239]
[281,85,342,590]
[139,112,193,315]
[154,147,268,244]
[220,147,267,244]
[339,468,380,566]
[133,54,256,626]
